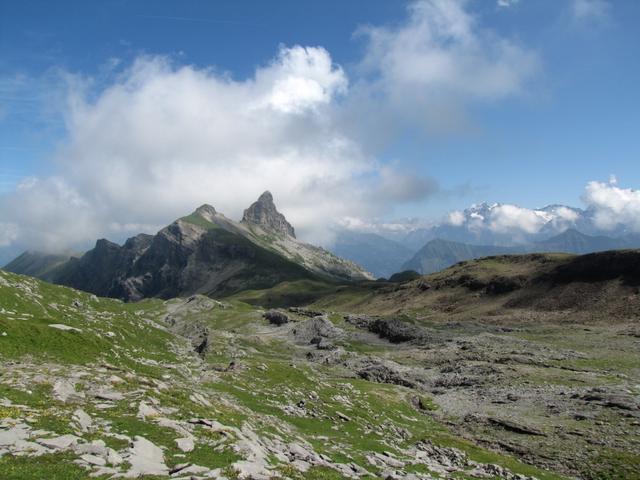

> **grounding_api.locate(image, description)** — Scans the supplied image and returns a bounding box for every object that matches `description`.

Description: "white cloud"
[0,47,372,250]
[488,204,549,234]
[553,206,579,223]
[0,223,18,247]
[1,177,99,251]
[338,216,426,235]
[572,0,611,23]
[447,210,465,226]
[359,0,539,106]
[583,179,640,232]
[0,1,544,253]
[374,167,439,203]
[497,0,519,8]
[259,46,348,113]
[441,202,581,238]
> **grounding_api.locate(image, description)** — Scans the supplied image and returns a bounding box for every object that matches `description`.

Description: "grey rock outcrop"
[242,191,295,238]
[291,315,343,346]
[345,315,425,343]
[264,310,289,325]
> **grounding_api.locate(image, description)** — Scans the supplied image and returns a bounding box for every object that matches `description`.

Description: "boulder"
[264,310,289,326]
[126,436,169,477]
[291,315,343,345]
[53,380,85,403]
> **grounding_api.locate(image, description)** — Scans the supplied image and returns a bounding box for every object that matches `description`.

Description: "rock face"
[9,192,372,300]
[291,315,343,345]
[242,191,295,238]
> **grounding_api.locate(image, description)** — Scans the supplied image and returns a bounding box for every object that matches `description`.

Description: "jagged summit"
[241,191,296,238]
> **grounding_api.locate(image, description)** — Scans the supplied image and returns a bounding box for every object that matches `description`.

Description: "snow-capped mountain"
[400,202,598,248]
[328,192,640,277]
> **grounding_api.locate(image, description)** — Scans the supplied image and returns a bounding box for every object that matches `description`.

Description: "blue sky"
[0,0,639,258]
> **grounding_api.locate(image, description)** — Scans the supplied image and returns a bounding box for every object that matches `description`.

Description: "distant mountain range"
[400,229,640,275]
[401,239,516,275]
[396,203,591,250]
[4,192,372,300]
[329,231,414,279]
[7,197,640,287]
[329,201,640,277]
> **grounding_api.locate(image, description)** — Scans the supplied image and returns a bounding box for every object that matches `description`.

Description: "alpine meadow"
[1,1,639,479]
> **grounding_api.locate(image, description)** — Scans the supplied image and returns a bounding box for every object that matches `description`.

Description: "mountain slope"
[5,192,371,301]
[401,230,640,276]
[315,249,640,321]
[4,251,76,281]
[329,231,414,278]
[1,269,574,480]
[535,228,636,254]
[401,238,518,274]
[47,205,317,300]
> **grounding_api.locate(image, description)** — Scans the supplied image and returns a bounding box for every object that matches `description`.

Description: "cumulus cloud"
[444,202,581,239]
[259,46,348,113]
[1,46,371,250]
[357,0,539,127]
[0,1,543,253]
[488,204,549,234]
[437,178,640,242]
[583,179,640,232]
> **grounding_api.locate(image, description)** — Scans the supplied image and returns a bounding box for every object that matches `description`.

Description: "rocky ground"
[1,268,638,479]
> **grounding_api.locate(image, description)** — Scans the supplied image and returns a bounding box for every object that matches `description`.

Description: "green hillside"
[0,269,572,480]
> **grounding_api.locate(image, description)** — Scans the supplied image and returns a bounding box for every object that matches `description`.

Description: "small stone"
[53,380,85,403]
[336,411,351,422]
[48,324,82,333]
[176,437,195,453]
[137,401,160,419]
[72,408,93,432]
[37,434,80,450]
[80,454,107,466]
[75,440,107,457]
[107,448,123,466]
[93,389,124,401]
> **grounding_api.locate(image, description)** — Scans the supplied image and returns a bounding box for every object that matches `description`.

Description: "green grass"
[229,279,341,308]
[180,212,220,230]
[0,268,625,480]
[0,453,93,480]
[0,270,177,371]
[578,449,640,480]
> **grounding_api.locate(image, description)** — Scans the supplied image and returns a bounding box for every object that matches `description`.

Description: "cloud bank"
[0,0,540,253]
[357,0,539,132]
[441,179,640,239]
[583,179,640,232]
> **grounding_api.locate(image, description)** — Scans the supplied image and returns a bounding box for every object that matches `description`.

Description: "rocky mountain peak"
[241,191,295,238]
[194,204,217,223]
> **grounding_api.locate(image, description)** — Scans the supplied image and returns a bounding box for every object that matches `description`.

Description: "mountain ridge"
[5,192,373,300]
[398,228,640,275]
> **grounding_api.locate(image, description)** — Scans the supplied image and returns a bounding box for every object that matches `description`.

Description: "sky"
[0,0,639,261]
